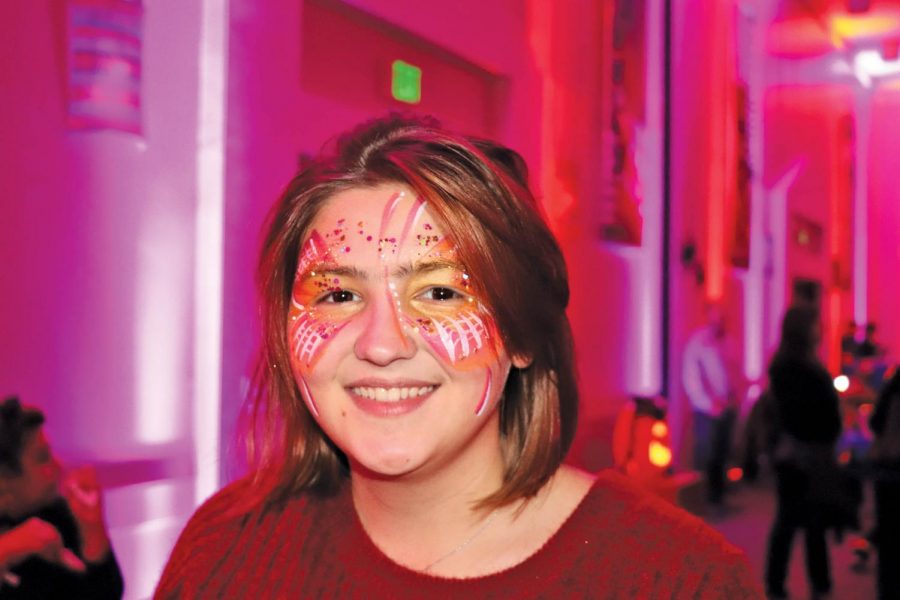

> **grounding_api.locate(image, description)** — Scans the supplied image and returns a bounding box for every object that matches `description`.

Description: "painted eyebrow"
[298,263,367,281]
[298,259,463,282]
[391,259,462,279]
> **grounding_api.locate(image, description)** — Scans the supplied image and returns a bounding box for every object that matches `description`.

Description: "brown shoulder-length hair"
[244,114,577,511]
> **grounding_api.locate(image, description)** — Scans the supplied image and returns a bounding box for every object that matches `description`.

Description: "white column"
[193,0,229,506]
[852,88,871,326]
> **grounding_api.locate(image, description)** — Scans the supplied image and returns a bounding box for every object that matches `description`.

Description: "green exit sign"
[391,59,422,104]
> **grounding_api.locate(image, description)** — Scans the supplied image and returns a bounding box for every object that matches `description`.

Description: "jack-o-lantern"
[612,396,673,483]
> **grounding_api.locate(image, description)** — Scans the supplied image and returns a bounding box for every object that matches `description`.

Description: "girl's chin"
[348,447,429,479]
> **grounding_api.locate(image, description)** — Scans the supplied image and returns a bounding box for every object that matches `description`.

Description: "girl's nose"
[353,291,415,366]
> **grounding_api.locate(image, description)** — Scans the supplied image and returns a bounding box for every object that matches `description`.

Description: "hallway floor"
[704,474,878,599]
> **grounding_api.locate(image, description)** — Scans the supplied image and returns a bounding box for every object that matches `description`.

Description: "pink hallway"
[2,0,899,597]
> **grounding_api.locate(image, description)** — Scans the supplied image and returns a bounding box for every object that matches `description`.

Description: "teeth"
[350,386,435,402]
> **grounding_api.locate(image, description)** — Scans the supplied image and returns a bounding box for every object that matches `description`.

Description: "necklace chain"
[421,508,499,573]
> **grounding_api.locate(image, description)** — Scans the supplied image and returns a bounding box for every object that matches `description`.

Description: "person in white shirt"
[682,304,737,508]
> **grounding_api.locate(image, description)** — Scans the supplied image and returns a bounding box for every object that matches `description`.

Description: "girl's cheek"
[289,271,357,371]
[407,306,501,370]
[288,307,349,371]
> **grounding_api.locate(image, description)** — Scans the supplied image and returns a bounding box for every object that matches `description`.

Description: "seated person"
[0,397,123,599]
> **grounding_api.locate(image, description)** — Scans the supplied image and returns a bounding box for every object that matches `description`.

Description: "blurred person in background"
[869,366,900,600]
[764,307,842,600]
[839,319,859,376]
[857,323,883,360]
[0,396,123,599]
[858,323,889,392]
[683,303,738,510]
[155,115,762,598]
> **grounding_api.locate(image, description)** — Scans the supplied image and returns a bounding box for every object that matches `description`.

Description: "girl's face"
[0,429,60,518]
[288,184,522,478]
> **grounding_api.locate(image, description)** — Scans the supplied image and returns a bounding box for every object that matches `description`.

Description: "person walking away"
[764,307,842,600]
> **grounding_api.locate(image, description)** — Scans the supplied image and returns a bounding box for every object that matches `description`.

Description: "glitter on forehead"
[415,233,442,249]
[421,236,456,261]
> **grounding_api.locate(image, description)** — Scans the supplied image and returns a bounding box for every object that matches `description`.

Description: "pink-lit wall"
[219,0,648,475]
[8,1,899,594]
[219,0,547,475]
[3,2,651,593]
[669,0,744,464]
[764,85,854,369]
[869,86,900,364]
[1,1,204,597]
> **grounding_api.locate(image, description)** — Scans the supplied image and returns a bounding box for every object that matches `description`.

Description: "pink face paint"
[474,370,492,417]
[382,266,413,352]
[378,192,403,248]
[431,310,488,362]
[398,197,427,249]
[295,230,335,282]
[290,228,351,372]
[296,374,318,417]
[375,193,422,352]
[289,309,347,369]
[408,307,499,371]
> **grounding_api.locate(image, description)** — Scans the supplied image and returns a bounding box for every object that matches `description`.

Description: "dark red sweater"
[155,470,762,599]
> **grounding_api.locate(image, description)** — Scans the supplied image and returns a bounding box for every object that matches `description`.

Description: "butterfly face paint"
[287,185,511,423]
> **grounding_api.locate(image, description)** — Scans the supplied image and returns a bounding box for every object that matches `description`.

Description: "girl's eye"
[321,290,359,304]
[423,287,463,301]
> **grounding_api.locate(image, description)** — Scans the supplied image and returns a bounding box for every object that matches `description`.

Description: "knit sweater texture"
[155,470,762,599]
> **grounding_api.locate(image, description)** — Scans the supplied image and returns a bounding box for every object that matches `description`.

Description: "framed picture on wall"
[598,0,645,246]
[66,0,143,134]
[731,83,751,269]
[833,114,854,290]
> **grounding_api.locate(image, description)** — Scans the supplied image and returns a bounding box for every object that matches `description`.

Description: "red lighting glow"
[726,467,743,482]
[884,37,900,59]
[651,421,668,437]
[648,440,672,468]
[831,14,900,45]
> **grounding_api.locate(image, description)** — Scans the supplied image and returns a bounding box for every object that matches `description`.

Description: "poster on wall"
[599,0,645,245]
[731,83,751,269]
[66,0,143,134]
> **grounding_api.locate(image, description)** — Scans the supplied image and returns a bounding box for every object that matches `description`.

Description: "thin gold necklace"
[421,508,500,573]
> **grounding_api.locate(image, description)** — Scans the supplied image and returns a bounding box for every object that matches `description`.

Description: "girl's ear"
[511,354,533,369]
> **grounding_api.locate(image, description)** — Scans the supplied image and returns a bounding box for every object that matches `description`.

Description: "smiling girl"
[155,115,761,599]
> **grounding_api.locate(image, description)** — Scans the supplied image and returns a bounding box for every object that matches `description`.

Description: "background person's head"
[704,302,726,339]
[775,306,820,361]
[248,114,577,509]
[865,322,877,339]
[0,396,60,518]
